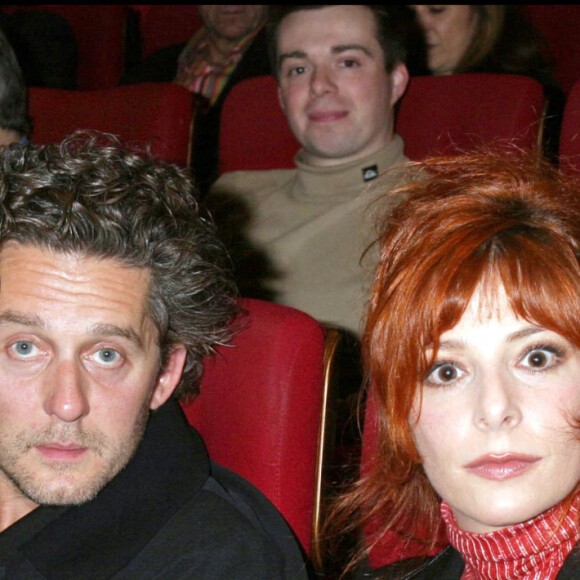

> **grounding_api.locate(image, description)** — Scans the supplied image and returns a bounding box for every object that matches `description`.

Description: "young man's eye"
[287,65,307,76]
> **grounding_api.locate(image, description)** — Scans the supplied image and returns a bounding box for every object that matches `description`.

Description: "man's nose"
[309,65,337,97]
[42,359,90,422]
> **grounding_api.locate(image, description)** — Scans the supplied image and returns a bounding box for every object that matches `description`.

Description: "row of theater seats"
[29,72,580,176]
[6,6,580,97]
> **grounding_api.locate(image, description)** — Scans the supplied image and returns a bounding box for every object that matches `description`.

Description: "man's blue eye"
[14,341,36,356]
[95,348,120,365]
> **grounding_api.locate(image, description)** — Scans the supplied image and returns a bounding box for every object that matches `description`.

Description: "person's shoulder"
[201,461,309,577]
[211,168,298,198]
[116,461,309,579]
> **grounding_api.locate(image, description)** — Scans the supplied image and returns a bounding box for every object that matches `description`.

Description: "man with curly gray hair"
[0,132,307,579]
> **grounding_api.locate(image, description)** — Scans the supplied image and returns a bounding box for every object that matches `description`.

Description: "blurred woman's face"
[411,285,580,533]
[411,5,477,74]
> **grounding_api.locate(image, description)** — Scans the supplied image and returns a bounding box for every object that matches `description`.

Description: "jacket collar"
[14,400,208,579]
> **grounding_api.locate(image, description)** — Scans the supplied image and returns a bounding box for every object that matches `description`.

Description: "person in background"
[331,149,580,578]
[124,5,270,195]
[409,5,564,159]
[0,29,29,146]
[0,131,308,579]
[0,8,77,90]
[209,5,410,339]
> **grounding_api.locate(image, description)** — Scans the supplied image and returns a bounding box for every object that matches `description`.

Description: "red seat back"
[218,73,546,175]
[397,73,545,160]
[559,76,580,175]
[28,83,194,167]
[219,75,300,174]
[523,5,580,96]
[181,298,326,554]
[135,5,204,58]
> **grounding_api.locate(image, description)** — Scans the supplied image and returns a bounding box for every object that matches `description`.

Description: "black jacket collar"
[11,400,209,579]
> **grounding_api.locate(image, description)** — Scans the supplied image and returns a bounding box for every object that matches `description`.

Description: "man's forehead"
[0,243,151,309]
[0,243,157,345]
[278,5,379,48]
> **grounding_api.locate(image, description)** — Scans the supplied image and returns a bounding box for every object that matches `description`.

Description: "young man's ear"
[390,62,409,106]
[150,344,188,410]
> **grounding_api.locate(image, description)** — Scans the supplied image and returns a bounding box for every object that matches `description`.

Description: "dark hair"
[267,5,408,79]
[0,28,30,137]
[329,149,580,572]
[0,131,239,398]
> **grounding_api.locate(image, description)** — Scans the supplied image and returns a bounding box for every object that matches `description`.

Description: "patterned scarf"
[441,493,580,579]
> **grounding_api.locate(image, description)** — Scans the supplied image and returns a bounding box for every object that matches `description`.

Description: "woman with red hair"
[333,150,580,578]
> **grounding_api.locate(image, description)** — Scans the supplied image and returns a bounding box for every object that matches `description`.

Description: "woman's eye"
[93,348,122,366]
[425,362,463,386]
[520,346,562,371]
[10,341,39,358]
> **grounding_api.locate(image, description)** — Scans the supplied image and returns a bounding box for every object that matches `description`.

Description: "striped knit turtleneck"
[441,494,580,580]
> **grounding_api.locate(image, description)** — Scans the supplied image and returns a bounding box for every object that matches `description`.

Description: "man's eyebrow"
[278,50,307,68]
[88,324,145,349]
[0,311,45,328]
[331,44,373,57]
[279,44,374,68]
[0,311,144,349]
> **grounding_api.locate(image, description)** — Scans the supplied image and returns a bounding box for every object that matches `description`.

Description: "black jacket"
[0,399,309,579]
[372,545,580,579]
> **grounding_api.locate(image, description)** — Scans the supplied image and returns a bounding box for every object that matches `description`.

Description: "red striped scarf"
[441,494,580,579]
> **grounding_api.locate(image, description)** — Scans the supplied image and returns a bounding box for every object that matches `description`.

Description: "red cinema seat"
[397,73,546,160]
[136,4,204,58]
[181,297,338,569]
[28,83,194,167]
[218,73,546,176]
[559,76,580,175]
[219,75,300,174]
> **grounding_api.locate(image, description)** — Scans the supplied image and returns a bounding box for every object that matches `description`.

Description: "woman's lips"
[464,453,541,480]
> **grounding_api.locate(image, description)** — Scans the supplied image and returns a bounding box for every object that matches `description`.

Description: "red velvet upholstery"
[135,5,204,58]
[559,77,580,176]
[180,298,326,554]
[28,83,194,166]
[397,73,545,160]
[218,73,545,174]
[523,5,580,96]
[219,75,300,174]
[4,5,128,90]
